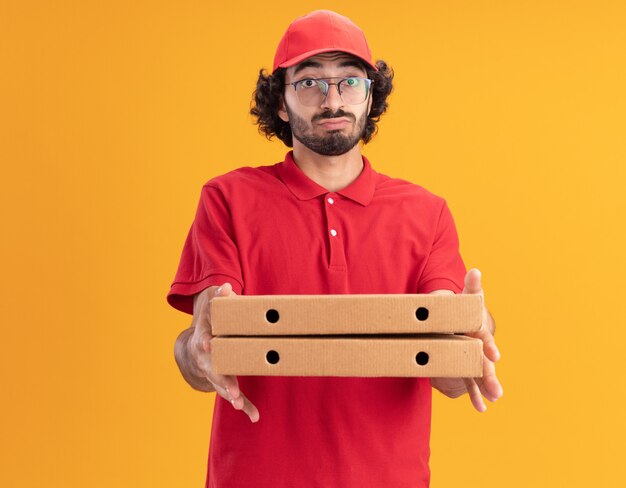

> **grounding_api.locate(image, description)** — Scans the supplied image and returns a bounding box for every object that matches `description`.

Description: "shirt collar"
[277,150,376,207]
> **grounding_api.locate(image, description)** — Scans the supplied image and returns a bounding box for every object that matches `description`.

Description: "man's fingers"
[207,372,239,395]
[479,328,500,363]
[210,377,238,402]
[212,378,260,423]
[466,325,500,363]
[233,391,260,423]
[477,377,501,403]
[478,358,503,401]
[207,372,260,423]
[242,395,261,423]
[463,378,486,413]
[222,377,240,400]
[484,339,501,363]
[212,382,231,400]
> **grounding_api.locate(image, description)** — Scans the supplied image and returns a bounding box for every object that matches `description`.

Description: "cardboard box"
[211,335,483,378]
[210,294,483,336]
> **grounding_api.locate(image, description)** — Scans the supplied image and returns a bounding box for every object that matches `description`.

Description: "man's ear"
[278,96,289,122]
[366,92,373,116]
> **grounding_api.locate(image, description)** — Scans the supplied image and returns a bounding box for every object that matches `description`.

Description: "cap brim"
[274,47,378,72]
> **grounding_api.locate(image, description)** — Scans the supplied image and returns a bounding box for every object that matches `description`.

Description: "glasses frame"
[286,76,374,106]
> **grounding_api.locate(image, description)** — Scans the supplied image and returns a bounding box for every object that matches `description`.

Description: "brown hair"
[250,60,394,147]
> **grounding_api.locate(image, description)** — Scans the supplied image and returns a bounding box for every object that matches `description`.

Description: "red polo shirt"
[167,150,467,488]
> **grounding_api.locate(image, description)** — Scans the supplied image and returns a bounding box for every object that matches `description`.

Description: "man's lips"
[317,117,351,129]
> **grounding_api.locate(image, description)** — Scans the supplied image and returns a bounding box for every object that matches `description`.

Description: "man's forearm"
[174,327,215,393]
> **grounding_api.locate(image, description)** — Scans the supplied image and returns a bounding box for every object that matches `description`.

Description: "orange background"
[1,1,625,486]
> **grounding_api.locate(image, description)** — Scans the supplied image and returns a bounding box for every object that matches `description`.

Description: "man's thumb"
[463,268,483,294]
[216,282,237,296]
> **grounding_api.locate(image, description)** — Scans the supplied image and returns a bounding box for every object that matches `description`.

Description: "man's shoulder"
[374,171,447,207]
[201,163,278,193]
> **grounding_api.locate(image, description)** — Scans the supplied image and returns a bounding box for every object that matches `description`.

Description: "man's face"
[279,52,373,156]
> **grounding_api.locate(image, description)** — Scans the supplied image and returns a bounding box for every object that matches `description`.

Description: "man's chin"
[293,131,362,156]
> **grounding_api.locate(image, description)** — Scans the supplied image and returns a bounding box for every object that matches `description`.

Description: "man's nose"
[321,83,344,111]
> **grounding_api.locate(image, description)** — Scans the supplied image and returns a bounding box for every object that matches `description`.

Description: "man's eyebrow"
[293,60,322,76]
[293,59,367,77]
[338,60,367,71]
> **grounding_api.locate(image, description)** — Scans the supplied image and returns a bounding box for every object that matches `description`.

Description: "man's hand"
[429,268,504,412]
[174,282,260,423]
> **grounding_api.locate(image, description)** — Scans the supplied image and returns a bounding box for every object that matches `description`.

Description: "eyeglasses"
[286,77,374,106]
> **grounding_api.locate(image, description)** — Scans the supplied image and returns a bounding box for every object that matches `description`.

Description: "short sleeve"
[417,200,467,294]
[166,184,244,315]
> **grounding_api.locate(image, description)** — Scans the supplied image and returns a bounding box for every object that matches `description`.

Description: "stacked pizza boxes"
[210,294,483,378]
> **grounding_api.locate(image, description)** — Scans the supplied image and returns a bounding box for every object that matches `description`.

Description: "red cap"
[273,10,377,73]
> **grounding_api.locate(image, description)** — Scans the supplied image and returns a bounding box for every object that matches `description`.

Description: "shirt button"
[327,197,334,204]
[330,229,337,237]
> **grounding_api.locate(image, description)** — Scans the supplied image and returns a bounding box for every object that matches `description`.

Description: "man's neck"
[291,143,364,192]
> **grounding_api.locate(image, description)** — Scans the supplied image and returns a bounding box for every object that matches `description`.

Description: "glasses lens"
[340,77,369,105]
[294,78,371,106]
[295,79,326,106]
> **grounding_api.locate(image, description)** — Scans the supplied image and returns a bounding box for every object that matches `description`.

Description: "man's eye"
[345,77,360,87]
[300,79,317,88]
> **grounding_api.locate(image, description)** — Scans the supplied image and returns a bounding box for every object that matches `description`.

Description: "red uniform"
[167,150,467,487]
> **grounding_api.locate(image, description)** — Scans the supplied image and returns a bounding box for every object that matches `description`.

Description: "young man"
[168,10,502,488]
